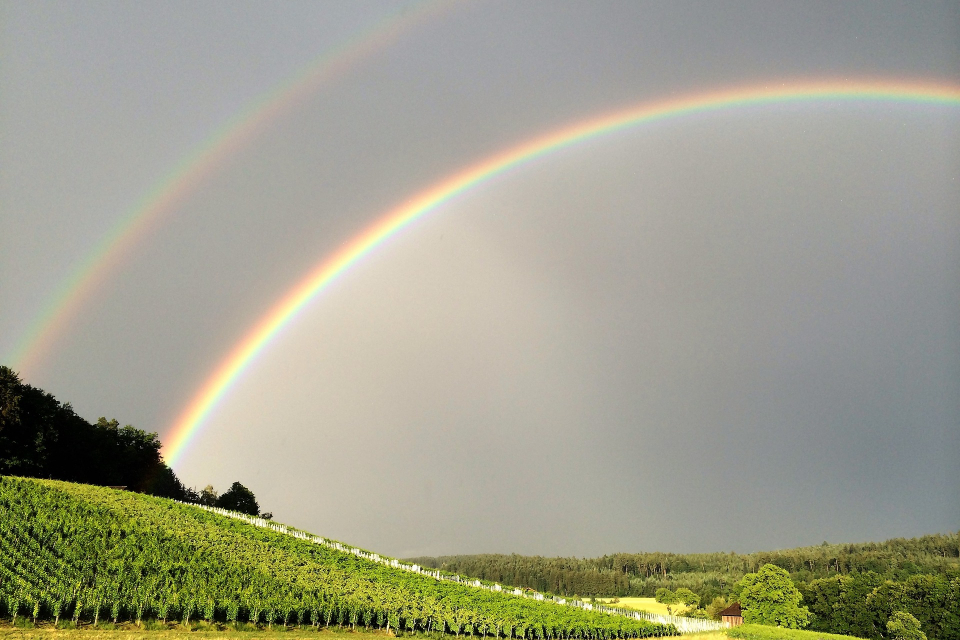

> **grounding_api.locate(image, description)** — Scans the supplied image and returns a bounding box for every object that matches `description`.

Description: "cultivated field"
[0,478,673,638]
[0,624,870,640]
[590,598,678,616]
[0,626,385,640]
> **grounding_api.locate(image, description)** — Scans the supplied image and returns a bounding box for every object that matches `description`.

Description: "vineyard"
[0,477,678,637]
[186,503,720,636]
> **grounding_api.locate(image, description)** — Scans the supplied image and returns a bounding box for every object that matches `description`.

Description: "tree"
[655,588,678,615]
[802,572,885,637]
[0,366,59,476]
[887,612,926,640]
[198,485,218,506]
[674,588,700,611]
[215,481,259,515]
[736,563,810,628]
[867,574,959,640]
[706,596,729,621]
[0,366,196,501]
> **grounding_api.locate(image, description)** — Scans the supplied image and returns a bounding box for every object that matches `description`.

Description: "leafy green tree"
[887,611,926,640]
[215,481,259,515]
[674,588,700,610]
[867,573,960,640]
[655,588,678,614]
[736,563,810,628]
[705,596,729,621]
[0,366,60,475]
[801,572,884,637]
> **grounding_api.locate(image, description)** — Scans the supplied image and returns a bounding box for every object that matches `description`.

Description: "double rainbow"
[154,79,960,467]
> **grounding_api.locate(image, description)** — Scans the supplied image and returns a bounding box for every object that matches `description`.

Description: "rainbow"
[6,0,450,376]
[159,79,960,468]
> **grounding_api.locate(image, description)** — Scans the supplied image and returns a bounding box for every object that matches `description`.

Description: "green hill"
[0,477,674,638]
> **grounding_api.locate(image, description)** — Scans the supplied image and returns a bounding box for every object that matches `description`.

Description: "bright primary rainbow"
[7,0,449,376]
[156,79,960,467]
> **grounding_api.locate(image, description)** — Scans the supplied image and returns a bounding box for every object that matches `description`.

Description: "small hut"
[719,602,743,627]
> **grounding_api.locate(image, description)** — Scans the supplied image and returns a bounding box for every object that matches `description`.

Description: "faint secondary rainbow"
[6,0,451,376]
[163,79,960,467]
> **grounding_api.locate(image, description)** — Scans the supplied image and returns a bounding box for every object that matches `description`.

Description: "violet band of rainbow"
[163,80,960,468]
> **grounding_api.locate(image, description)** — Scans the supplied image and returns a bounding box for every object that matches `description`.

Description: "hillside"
[0,477,676,637]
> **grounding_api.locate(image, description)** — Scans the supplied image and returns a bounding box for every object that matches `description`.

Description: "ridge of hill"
[407,532,960,600]
[1,366,191,502]
[0,477,677,638]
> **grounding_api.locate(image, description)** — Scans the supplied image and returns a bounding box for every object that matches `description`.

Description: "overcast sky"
[2,1,958,558]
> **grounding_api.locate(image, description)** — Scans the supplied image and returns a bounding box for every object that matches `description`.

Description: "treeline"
[0,365,190,498]
[0,478,676,639]
[0,365,263,514]
[409,534,960,602]
[406,555,632,600]
[410,537,960,639]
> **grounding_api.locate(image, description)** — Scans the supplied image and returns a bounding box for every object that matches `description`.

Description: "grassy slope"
[0,626,383,640]
[0,478,669,637]
[727,625,865,640]
[0,624,869,640]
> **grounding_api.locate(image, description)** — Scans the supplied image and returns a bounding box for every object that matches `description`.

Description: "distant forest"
[409,533,960,601]
[0,365,262,514]
[410,534,960,639]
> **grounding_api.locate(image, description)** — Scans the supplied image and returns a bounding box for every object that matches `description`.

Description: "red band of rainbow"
[156,79,960,468]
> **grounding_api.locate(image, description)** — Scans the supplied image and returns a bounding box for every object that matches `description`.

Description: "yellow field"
[591,597,684,615]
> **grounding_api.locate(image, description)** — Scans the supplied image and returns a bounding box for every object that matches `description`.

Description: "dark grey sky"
[2,1,958,558]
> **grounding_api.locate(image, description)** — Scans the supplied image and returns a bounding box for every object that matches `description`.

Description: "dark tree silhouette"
[2,365,201,503]
[215,481,259,516]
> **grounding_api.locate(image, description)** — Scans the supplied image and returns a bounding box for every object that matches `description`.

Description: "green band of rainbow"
[6,0,447,375]
[161,79,960,468]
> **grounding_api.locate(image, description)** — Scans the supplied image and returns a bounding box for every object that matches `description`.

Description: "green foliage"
[705,597,728,621]
[0,477,676,638]
[410,531,959,603]
[0,367,190,500]
[215,482,258,516]
[680,608,708,620]
[799,571,960,640]
[868,574,960,640]
[888,612,927,640]
[673,588,698,608]
[0,624,407,639]
[669,588,702,618]
[411,535,959,639]
[654,588,676,614]
[199,485,219,507]
[798,571,884,637]
[736,564,809,629]
[0,367,267,516]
